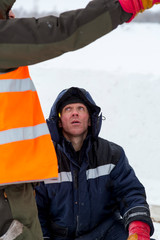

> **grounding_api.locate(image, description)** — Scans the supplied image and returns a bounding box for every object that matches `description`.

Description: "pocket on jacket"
[50,221,68,238]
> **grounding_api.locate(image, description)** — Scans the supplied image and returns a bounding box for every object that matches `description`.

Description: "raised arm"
[0,0,131,69]
[1,0,159,69]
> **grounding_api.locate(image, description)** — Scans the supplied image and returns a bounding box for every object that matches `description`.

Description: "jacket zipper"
[76,215,79,234]
[73,170,78,189]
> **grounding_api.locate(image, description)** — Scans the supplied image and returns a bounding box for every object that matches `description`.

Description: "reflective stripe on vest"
[0,123,49,145]
[0,66,58,185]
[0,78,36,92]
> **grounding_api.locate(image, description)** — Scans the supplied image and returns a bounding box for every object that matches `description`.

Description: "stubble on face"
[59,103,91,144]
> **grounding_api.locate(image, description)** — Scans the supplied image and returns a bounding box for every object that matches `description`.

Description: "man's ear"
[88,118,91,126]
[58,119,62,128]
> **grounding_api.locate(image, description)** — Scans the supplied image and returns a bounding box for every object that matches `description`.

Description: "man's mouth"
[71,120,80,124]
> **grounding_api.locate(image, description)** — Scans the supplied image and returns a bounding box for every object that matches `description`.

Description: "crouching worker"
[36,87,154,240]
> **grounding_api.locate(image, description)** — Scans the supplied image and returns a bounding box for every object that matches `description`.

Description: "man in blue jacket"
[36,87,154,240]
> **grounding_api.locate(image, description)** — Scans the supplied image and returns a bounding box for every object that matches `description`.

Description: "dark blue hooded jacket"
[36,87,154,240]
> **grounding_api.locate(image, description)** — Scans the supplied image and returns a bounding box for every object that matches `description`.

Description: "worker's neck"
[63,132,88,152]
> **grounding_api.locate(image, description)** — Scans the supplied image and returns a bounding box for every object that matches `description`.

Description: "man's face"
[59,103,91,140]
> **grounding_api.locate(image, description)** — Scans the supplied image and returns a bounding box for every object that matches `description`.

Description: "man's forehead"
[63,102,87,109]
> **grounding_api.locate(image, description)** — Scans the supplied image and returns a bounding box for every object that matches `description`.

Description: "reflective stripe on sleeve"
[0,78,36,92]
[86,164,115,180]
[44,172,72,184]
[44,164,115,184]
[0,123,49,145]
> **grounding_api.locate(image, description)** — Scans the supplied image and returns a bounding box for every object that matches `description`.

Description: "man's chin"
[69,129,88,138]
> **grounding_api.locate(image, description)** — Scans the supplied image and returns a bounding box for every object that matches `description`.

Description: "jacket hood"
[46,87,102,143]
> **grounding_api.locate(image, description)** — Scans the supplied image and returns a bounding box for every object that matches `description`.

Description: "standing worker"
[0,9,58,240]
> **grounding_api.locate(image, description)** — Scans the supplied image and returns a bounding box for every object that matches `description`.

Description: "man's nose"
[72,109,79,115]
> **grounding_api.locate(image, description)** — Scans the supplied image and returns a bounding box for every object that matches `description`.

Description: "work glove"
[119,0,160,22]
[0,0,16,19]
[127,221,150,240]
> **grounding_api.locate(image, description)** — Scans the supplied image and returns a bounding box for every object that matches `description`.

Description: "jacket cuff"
[123,206,154,235]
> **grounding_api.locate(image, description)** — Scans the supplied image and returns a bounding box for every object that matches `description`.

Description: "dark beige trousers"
[0,183,43,240]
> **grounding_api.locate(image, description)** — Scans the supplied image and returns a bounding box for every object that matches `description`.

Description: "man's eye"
[65,107,71,112]
[79,107,84,111]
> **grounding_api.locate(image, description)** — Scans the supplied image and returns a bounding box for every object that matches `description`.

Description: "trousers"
[0,183,43,240]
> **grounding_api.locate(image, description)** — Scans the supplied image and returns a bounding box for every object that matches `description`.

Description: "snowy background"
[12,0,160,238]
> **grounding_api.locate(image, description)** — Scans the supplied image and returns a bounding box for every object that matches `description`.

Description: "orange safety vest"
[0,66,58,185]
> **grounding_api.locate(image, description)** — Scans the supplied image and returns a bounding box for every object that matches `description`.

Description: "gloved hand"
[127,221,150,240]
[119,0,160,22]
[0,0,16,19]
[127,233,138,240]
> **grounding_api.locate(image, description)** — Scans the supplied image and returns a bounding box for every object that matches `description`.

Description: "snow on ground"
[152,222,160,240]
